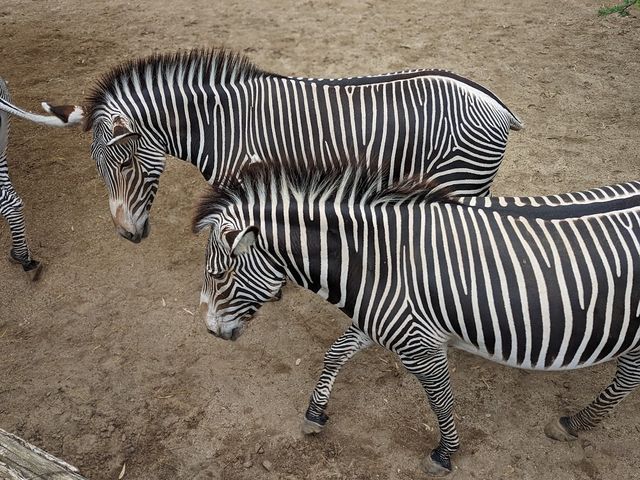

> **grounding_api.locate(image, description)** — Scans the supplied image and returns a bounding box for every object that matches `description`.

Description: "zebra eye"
[119,157,133,171]
[207,267,225,279]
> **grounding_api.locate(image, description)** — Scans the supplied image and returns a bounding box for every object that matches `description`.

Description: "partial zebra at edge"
[0,77,83,280]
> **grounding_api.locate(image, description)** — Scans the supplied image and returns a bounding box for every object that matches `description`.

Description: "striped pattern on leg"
[561,349,640,435]
[0,184,31,265]
[304,324,373,431]
[400,347,460,474]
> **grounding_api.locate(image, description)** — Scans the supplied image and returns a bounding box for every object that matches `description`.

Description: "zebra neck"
[150,81,256,185]
[256,201,370,320]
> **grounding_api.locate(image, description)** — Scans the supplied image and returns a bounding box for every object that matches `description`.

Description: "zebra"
[193,159,640,476]
[0,77,82,279]
[54,48,522,242]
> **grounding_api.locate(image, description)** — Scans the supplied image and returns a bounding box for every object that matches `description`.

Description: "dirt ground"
[1,1,639,479]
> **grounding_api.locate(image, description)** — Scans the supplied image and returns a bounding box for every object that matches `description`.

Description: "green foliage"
[598,0,638,16]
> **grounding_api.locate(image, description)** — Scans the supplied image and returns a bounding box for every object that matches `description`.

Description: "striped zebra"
[193,160,640,476]
[0,77,82,279]
[59,49,522,242]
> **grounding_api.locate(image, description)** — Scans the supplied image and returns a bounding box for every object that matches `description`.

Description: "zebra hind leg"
[1,186,42,281]
[399,347,459,477]
[545,349,640,442]
[302,324,372,434]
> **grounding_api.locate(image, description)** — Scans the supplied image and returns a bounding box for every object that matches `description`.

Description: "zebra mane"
[193,159,452,232]
[84,47,274,131]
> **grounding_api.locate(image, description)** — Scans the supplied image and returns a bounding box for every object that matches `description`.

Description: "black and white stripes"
[194,161,640,475]
[85,49,521,241]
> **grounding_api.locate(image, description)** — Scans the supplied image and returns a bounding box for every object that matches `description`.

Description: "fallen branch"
[0,428,87,479]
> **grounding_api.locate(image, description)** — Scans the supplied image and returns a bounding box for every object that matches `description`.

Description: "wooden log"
[0,428,87,479]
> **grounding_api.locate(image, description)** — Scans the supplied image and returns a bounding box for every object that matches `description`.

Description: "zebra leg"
[545,349,640,442]
[1,185,42,280]
[302,324,373,434]
[400,347,459,477]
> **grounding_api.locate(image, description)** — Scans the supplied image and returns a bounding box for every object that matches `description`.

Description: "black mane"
[193,158,453,232]
[84,48,520,132]
[84,48,274,131]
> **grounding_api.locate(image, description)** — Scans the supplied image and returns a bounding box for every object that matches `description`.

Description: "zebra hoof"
[302,411,328,435]
[544,417,578,442]
[421,453,452,477]
[23,260,43,281]
[301,417,325,434]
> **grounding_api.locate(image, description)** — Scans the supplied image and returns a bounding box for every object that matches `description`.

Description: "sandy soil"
[1,1,639,479]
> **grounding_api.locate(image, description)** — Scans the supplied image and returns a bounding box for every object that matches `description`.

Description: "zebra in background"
[0,77,82,279]
[54,48,522,242]
[193,160,640,476]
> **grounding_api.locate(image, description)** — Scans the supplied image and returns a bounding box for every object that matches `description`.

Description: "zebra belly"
[438,274,640,372]
[447,336,639,372]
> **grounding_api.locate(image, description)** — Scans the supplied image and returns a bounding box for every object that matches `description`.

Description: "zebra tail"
[508,111,524,131]
[0,98,80,127]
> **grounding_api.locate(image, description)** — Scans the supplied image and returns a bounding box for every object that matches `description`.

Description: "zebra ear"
[107,130,141,147]
[225,226,259,256]
[107,117,141,147]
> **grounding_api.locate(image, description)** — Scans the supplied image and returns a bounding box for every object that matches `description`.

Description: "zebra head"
[195,217,286,341]
[90,113,166,243]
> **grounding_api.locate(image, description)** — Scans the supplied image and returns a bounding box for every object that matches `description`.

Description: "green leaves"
[598,0,638,17]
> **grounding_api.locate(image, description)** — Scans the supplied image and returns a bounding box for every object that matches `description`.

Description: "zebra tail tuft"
[41,102,85,126]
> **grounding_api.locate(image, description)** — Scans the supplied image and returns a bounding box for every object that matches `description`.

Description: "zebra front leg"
[400,347,459,477]
[545,349,640,442]
[1,186,42,281]
[303,324,372,434]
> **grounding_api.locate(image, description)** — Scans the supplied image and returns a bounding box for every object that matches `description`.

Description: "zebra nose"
[116,226,142,243]
[216,328,237,341]
[117,227,132,240]
[129,233,143,244]
[229,327,243,341]
[207,327,221,338]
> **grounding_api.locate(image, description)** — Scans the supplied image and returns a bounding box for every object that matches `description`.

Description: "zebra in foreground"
[193,160,640,476]
[56,48,521,242]
[0,77,82,279]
